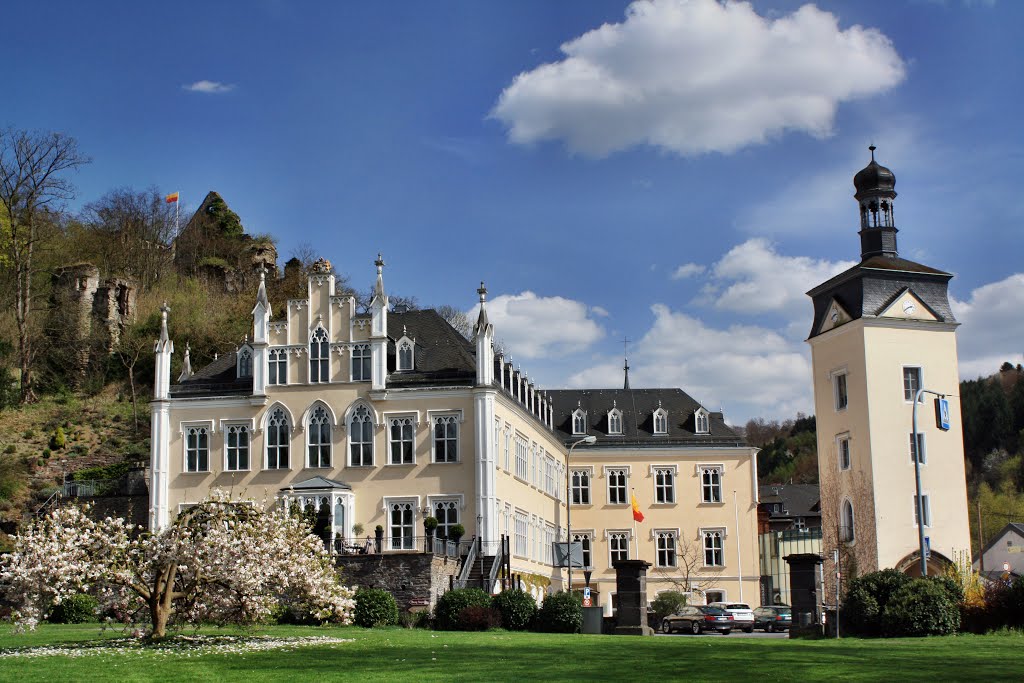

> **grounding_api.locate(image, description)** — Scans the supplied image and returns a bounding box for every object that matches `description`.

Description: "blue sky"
[7,0,1022,424]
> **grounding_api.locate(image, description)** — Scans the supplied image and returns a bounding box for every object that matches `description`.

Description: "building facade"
[807,149,972,581]
[149,256,760,610]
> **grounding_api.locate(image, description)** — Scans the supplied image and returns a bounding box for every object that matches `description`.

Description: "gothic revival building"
[149,256,761,609]
[807,148,971,578]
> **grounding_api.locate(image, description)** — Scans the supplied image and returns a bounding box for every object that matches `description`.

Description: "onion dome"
[854,145,896,200]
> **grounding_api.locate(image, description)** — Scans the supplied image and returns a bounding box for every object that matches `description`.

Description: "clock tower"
[806,148,971,579]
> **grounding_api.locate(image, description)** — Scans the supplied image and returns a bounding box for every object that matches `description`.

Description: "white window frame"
[605,466,629,506]
[514,434,529,481]
[514,509,529,558]
[698,464,724,504]
[694,409,709,435]
[572,530,594,569]
[654,528,679,568]
[382,496,419,551]
[571,467,593,506]
[268,348,288,385]
[429,411,461,464]
[652,465,677,504]
[182,421,213,473]
[837,433,851,471]
[428,495,463,540]
[309,326,329,384]
[607,409,622,435]
[503,425,511,471]
[909,431,926,465]
[265,407,291,469]
[903,365,923,403]
[351,343,371,382]
[223,422,251,472]
[913,493,931,528]
[386,414,416,466]
[236,345,253,379]
[572,408,587,435]
[832,369,849,412]
[653,408,668,435]
[607,529,631,565]
[348,403,375,467]
[841,499,855,543]
[396,336,415,371]
[307,404,332,468]
[701,527,725,567]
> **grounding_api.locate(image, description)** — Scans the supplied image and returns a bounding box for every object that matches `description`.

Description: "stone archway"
[895,549,953,577]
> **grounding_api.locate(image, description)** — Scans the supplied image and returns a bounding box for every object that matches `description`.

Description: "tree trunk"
[128,365,138,430]
[149,596,170,639]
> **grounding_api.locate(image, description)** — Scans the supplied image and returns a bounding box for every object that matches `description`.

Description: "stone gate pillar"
[612,559,653,636]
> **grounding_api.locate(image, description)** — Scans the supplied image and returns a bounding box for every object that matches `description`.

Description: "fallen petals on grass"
[0,634,353,659]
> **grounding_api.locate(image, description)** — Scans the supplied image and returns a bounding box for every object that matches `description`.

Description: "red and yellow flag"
[631,491,644,523]
[165,192,179,204]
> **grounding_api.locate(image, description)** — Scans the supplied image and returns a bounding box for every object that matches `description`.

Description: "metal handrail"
[453,536,479,588]
[486,536,505,592]
[35,489,62,516]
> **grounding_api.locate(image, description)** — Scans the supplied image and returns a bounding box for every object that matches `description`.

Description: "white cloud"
[491,0,905,157]
[568,303,813,423]
[702,239,855,321]
[951,274,1024,376]
[473,291,605,359]
[591,305,610,317]
[671,263,706,279]
[183,80,236,94]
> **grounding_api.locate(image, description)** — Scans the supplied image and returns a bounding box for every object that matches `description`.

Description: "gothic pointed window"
[309,327,329,383]
[572,408,587,435]
[694,409,709,435]
[349,404,374,467]
[653,407,668,435]
[237,346,253,379]
[397,336,414,371]
[608,408,622,435]
[307,405,332,468]
[266,407,290,469]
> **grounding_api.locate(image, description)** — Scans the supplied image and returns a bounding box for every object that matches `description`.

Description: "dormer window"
[695,409,709,434]
[653,407,668,435]
[608,408,622,435]
[572,408,587,435]
[237,345,253,378]
[397,335,415,371]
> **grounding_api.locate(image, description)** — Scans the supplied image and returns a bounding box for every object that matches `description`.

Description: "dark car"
[753,606,792,632]
[661,605,734,635]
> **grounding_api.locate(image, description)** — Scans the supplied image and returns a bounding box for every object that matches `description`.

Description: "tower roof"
[854,145,896,199]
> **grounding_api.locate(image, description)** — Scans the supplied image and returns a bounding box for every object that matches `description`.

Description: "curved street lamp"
[566,434,597,593]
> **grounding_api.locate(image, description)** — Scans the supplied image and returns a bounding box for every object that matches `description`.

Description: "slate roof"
[806,255,955,340]
[281,476,352,492]
[386,310,477,388]
[170,351,253,397]
[546,388,746,448]
[758,484,821,519]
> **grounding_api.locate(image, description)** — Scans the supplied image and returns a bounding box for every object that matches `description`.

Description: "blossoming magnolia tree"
[0,492,355,638]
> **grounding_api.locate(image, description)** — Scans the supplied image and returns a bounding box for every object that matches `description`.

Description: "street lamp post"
[912,387,946,576]
[566,435,597,593]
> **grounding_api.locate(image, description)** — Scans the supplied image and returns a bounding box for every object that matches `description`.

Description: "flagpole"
[631,487,639,559]
[175,192,179,236]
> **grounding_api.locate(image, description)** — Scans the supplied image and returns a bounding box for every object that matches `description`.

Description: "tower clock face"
[902,299,916,315]
[830,309,839,323]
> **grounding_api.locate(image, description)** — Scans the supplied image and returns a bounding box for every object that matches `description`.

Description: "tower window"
[903,366,922,402]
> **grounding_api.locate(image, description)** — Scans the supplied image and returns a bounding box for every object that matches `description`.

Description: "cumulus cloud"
[951,274,1024,376]
[701,239,855,321]
[671,263,706,280]
[591,305,611,317]
[472,291,605,359]
[183,80,235,94]
[569,303,813,423]
[491,0,905,157]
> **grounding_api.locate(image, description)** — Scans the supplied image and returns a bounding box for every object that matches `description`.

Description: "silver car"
[710,602,755,633]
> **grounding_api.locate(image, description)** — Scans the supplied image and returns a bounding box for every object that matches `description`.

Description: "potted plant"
[374,524,384,553]
[352,523,365,538]
[423,516,438,552]
[449,523,465,545]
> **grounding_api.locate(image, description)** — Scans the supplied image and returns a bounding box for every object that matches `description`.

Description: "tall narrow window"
[703,530,724,566]
[838,435,851,470]
[266,408,290,469]
[433,415,459,463]
[909,432,926,465]
[834,372,849,411]
[434,500,459,540]
[572,533,593,569]
[656,530,678,567]
[654,467,675,504]
[225,424,250,471]
[268,349,287,385]
[914,494,931,527]
[307,405,331,468]
[397,339,414,371]
[514,435,528,480]
[653,408,668,435]
[608,410,622,435]
[609,532,629,564]
[695,411,709,434]
[309,327,329,383]
[514,511,528,557]
[389,501,414,550]
[572,409,587,435]
[841,500,855,542]
[388,417,414,465]
[185,426,209,472]
[701,467,723,503]
[350,405,374,466]
[903,366,922,402]
[237,348,253,378]
[607,469,627,505]
[351,344,371,381]
[571,470,591,505]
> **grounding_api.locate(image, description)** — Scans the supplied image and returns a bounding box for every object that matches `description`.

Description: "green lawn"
[0,624,1020,682]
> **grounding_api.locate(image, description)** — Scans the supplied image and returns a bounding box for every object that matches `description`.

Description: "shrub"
[48,593,98,624]
[449,523,465,541]
[650,591,688,620]
[3,444,15,454]
[492,589,537,630]
[354,588,399,627]
[458,605,502,631]
[49,426,66,450]
[536,591,582,634]
[882,578,960,636]
[434,588,492,631]
[842,569,912,635]
[399,609,432,629]
[423,516,438,532]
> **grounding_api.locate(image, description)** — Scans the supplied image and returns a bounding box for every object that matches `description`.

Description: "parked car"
[709,602,755,633]
[661,605,734,635]
[753,606,792,632]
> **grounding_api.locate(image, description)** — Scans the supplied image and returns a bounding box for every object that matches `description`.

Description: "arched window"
[695,410,709,434]
[608,409,622,435]
[309,327,329,383]
[266,407,290,469]
[572,408,587,435]
[350,404,374,467]
[307,405,332,468]
[237,346,253,378]
[653,408,668,435]
[397,338,414,371]
[841,500,855,543]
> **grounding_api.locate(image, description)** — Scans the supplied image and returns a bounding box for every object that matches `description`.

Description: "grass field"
[0,624,1021,682]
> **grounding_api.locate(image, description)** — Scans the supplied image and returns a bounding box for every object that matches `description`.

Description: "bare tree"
[435,304,472,339]
[650,533,719,602]
[818,471,878,603]
[0,129,90,402]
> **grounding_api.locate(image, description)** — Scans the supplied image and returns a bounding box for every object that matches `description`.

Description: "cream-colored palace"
[149,257,761,609]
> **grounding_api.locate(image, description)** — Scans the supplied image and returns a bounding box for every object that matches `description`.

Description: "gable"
[876,288,939,321]
[816,298,854,336]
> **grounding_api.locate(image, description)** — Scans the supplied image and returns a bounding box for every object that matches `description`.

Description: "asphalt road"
[655,629,789,639]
